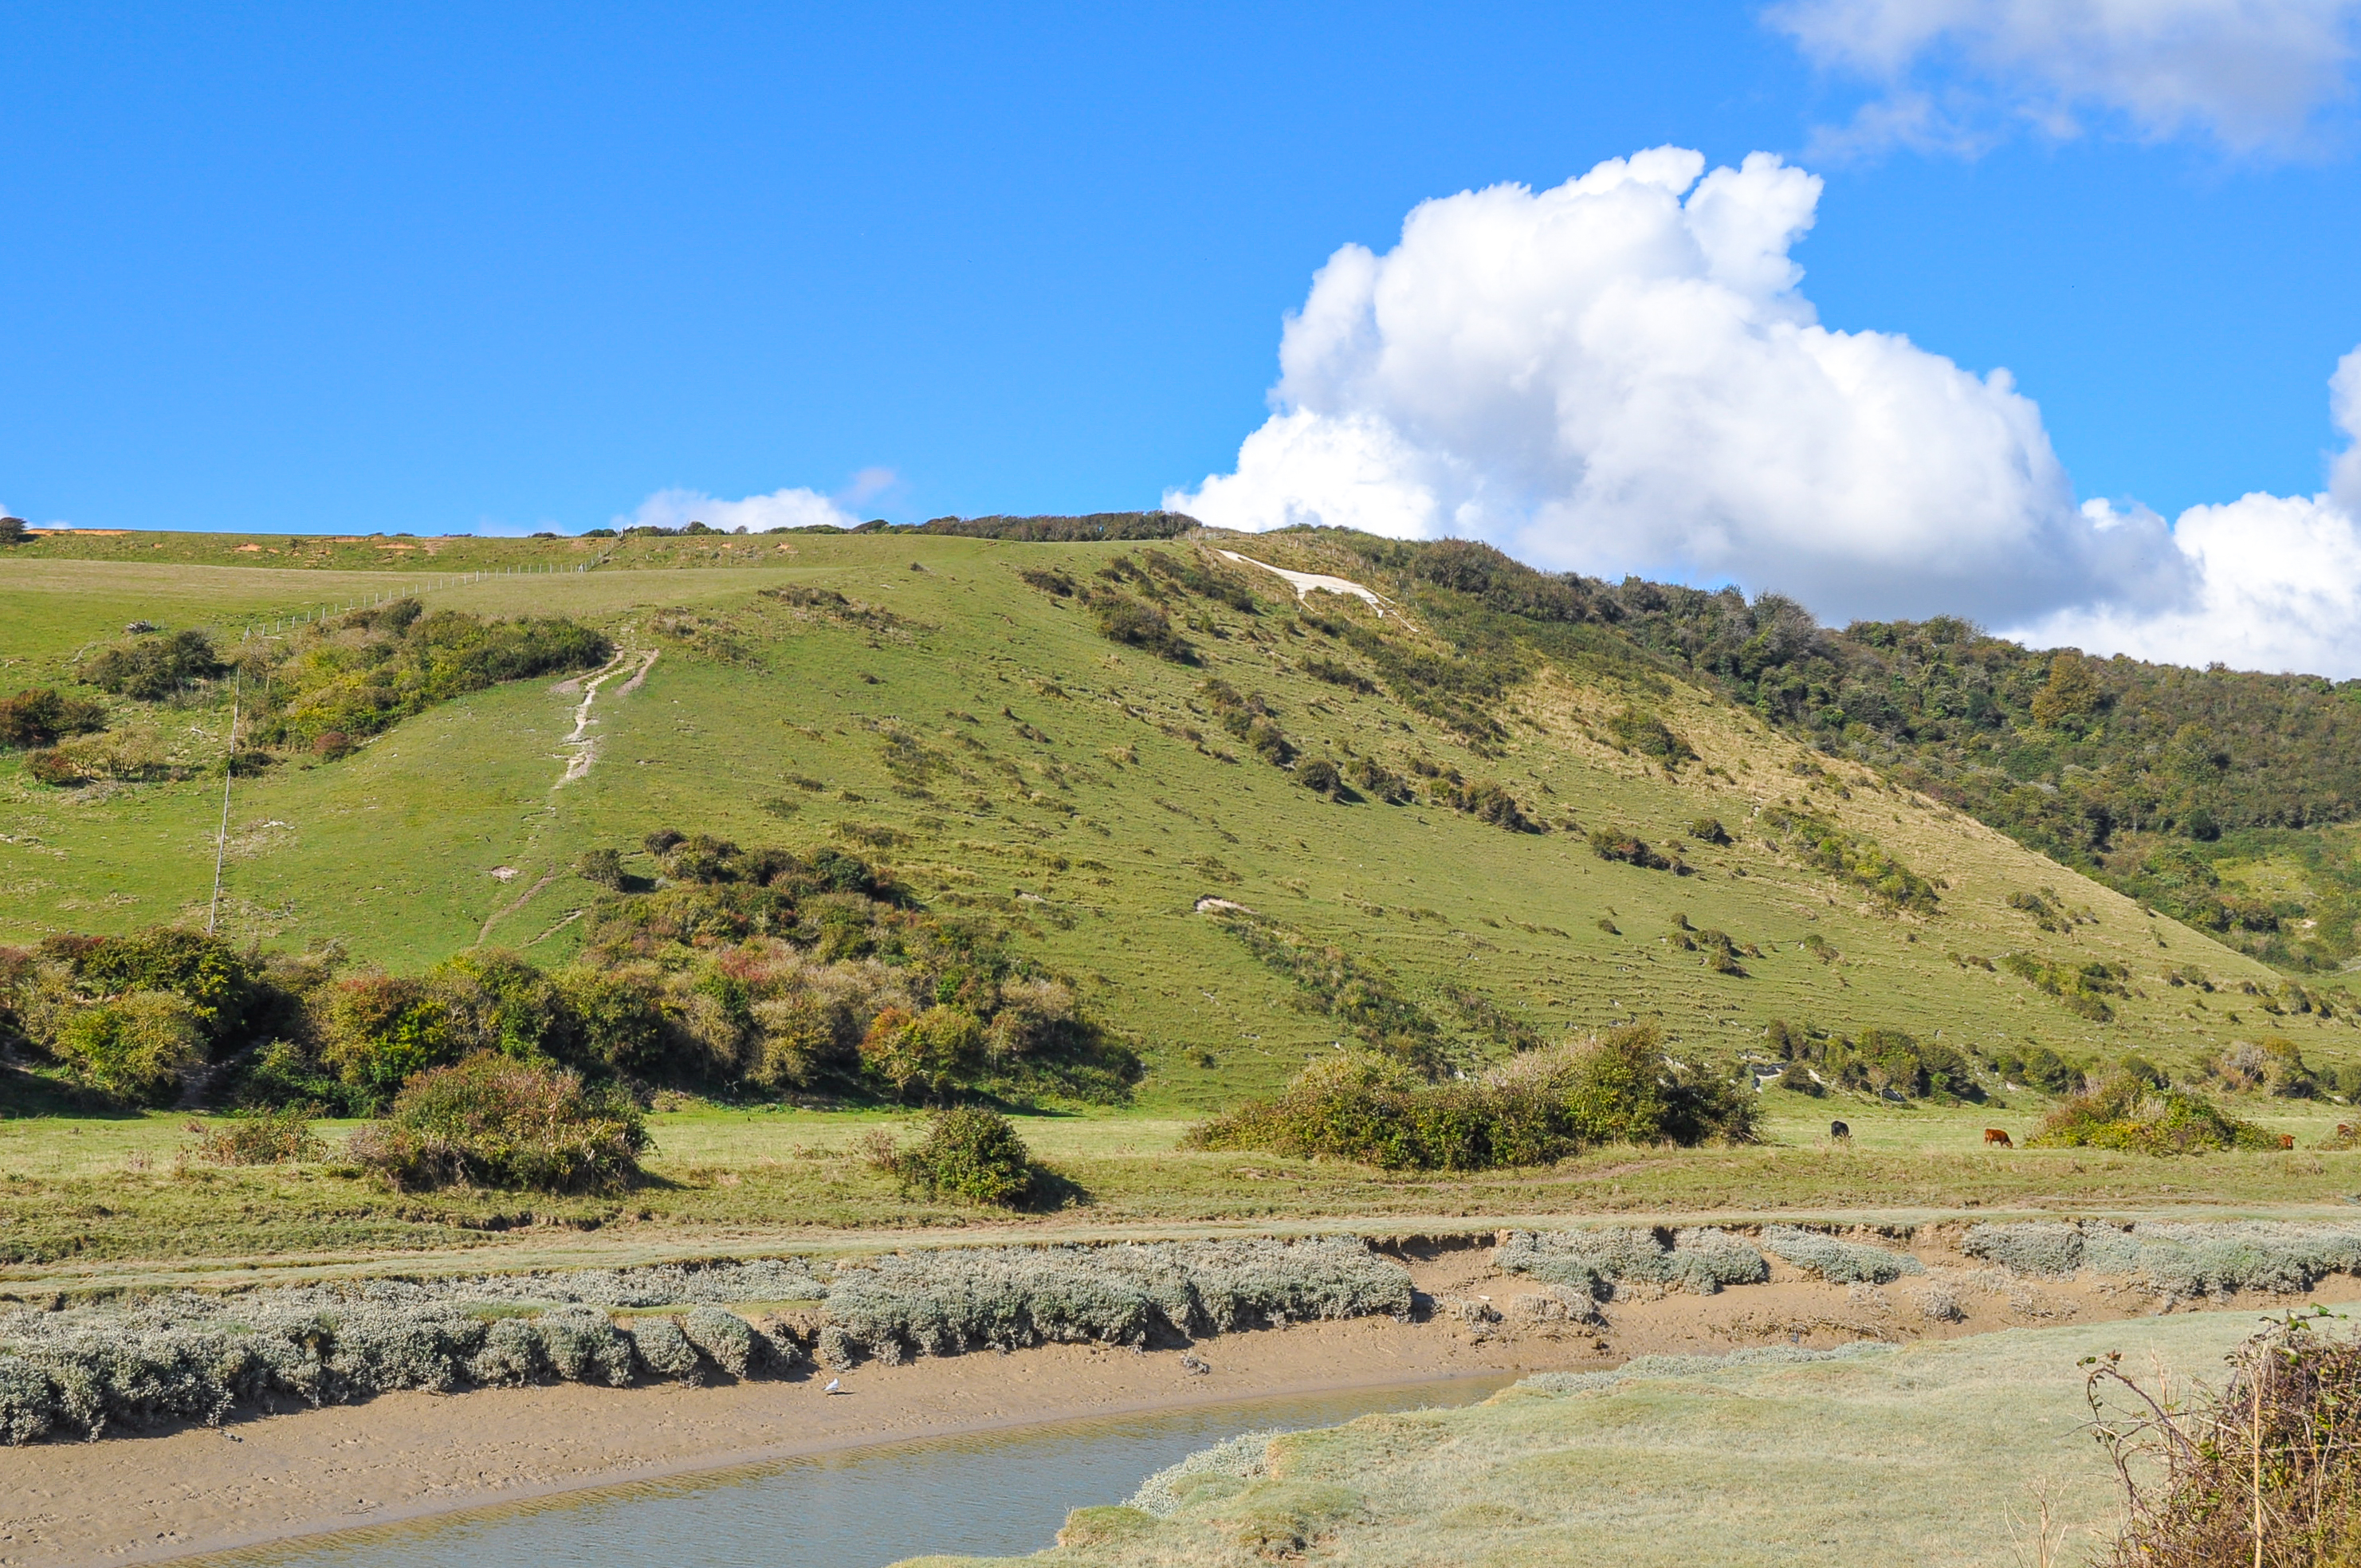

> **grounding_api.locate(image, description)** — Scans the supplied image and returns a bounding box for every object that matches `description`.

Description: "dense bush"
[1199,679,1295,767]
[46,991,205,1104]
[1605,706,1695,764]
[872,1106,1043,1207]
[1091,594,1195,663]
[1588,827,1678,870]
[81,630,225,700]
[1187,1025,1757,1171]
[1762,806,1940,915]
[185,1106,325,1165]
[1435,778,1542,831]
[0,688,107,749]
[1496,1227,1768,1297]
[345,1055,650,1193]
[2026,1075,2276,1154]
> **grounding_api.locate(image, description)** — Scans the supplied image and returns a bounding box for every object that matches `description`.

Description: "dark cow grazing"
[2280,1134,2297,1149]
[1983,1128,2013,1148]
[1829,1120,1851,1142]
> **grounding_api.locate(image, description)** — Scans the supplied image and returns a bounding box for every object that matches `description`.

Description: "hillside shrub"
[1762,807,1940,915]
[1204,908,1451,1076]
[871,1106,1043,1207]
[576,847,627,889]
[1497,1228,1768,1298]
[2025,1074,2275,1154]
[1187,1025,1756,1171]
[345,1055,649,1193]
[1436,778,1541,831]
[1091,595,1195,663]
[2000,950,2129,1023]
[1778,1026,1983,1102]
[0,689,107,749]
[1759,1225,1924,1283]
[1605,707,1695,764]
[1588,827,1676,870]
[81,630,224,701]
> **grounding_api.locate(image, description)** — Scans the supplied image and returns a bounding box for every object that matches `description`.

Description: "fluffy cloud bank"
[616,485,862,533]
[2010,348,2361,675]
[1770,0,2361,155]
[1169,147,2361,676]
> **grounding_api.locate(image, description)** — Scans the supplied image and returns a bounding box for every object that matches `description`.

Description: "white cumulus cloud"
[616,485,863,533]
[2010,347,2361,674]
[1169,147,2182,628]
[1170,147,2361,676]
[1768,0,2361,156]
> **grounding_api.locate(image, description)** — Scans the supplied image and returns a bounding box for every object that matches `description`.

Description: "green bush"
[1588,827,1675,870]
[874,1106,1043,1207]
[1298,759,1343,797]
[80,630,224,701]
[48,991,204,1104]
[1187,1024,1757,1172]
[249,610,609,750]
[2026,1074,2276,1155]
[576,848,626,889]
[1091,595,1196,663]
[321,974,461,1109]
[185,1106,325,1165]
[1436,779,1541,832]
[0,689,107,749]
[346,1055,648,1193]
[1605,707,1695,764]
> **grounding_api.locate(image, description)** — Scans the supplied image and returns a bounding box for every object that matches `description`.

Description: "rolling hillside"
[1,524,2345,1112]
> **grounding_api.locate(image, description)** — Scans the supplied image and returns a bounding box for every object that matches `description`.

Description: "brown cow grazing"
[1983,1128,2013,1148]
[1829,1120,1851,1142]
[2280,1134,2297,1149]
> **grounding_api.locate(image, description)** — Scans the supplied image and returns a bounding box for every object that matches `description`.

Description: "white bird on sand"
[824,1377,843,1394]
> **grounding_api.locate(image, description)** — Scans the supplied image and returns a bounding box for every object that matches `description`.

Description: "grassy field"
[906,1310,2284,1568]
[7,1094,2361,1293]
[5,529,2344,1113]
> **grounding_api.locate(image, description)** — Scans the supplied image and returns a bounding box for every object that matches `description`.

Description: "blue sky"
[6,3,2361,670]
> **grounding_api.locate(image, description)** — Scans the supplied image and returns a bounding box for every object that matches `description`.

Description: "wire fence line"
[226,562,588,644]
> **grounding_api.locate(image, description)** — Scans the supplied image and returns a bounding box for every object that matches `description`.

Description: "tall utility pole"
[208,666,242,934]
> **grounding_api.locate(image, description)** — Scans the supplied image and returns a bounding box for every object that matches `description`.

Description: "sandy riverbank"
[3,1243,2348,1567]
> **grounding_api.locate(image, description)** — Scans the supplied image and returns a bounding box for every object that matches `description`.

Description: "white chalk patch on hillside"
[1214,551,1393,617]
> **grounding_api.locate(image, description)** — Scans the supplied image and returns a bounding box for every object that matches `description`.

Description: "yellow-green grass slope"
[0,529,2336,1114]
[905,1308,2280,1568]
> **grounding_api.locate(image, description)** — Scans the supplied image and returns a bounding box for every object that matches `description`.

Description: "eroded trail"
[555,648,657,788]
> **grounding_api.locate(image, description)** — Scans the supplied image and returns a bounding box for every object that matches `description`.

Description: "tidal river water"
[194,1375,1511,1568]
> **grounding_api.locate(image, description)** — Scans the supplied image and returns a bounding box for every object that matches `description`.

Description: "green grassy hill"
[2,526,2346,1113]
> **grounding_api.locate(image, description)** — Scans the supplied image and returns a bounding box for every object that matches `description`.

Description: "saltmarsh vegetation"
[0,1237,1411,1444]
